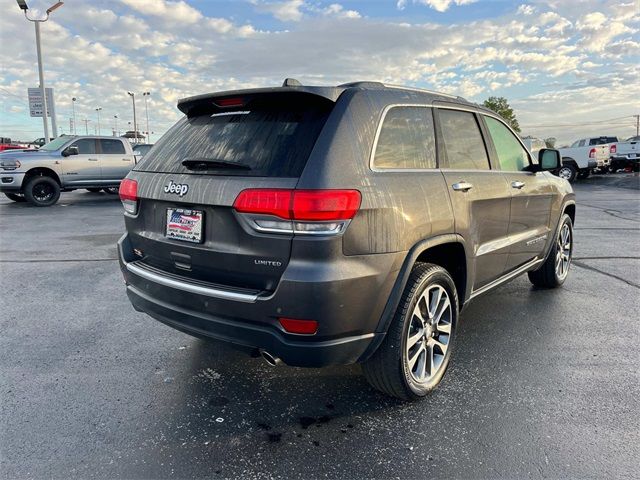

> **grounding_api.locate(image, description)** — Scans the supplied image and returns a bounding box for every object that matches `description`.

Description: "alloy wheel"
[555,222,572,280]
[406,285,452,383]
[33,182,54,202]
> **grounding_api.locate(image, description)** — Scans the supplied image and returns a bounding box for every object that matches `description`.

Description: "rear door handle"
[511,181,526,189]
[452,182,473,192]
[88,158,98,162]
[122,158,131,162]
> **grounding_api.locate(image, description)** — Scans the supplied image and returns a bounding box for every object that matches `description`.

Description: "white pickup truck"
[558,137,613,182]
[609,136,639,171]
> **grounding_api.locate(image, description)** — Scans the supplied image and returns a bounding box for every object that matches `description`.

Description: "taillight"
[589,148,596,159]
[610,144,617,154]
[119,178,138,214]
[233,189,361,235]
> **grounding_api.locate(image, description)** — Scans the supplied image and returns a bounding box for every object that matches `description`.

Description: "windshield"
[39,136,73,151]
[135,105,331,177]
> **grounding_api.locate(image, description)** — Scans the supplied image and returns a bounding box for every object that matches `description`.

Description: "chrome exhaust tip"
[259,349,282,366]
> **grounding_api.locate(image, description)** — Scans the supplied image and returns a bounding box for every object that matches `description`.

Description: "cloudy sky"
[0,0,638,145]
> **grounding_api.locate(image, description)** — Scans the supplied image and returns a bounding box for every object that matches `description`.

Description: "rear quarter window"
[135,106,330,177]
[373,106,436,170]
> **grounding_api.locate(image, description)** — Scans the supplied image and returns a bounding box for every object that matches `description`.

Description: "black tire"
[103,187,118,194]
[558,163,578,182]
[86,188,102,193]
[363,263,458,400]
[23,176,60,207]
[577,170,590,179]
[4,193,26,202]
[528,214,573,288]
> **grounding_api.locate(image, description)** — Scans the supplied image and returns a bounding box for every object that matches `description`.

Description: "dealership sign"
[28,87,54,117]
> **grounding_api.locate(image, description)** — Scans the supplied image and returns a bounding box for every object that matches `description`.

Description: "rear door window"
[135,106,330,177]
[484,116,531,171]
[438,109,490,170]
[99,139,126,154]
[373,106,436,170]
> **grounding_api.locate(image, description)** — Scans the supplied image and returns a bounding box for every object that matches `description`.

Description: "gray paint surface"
[1,177,638,478]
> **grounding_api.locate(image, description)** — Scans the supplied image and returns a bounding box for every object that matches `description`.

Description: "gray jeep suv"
[118,80,575,400]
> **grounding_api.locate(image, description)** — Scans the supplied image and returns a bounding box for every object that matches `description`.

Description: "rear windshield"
[135,106,331,177]
[589,137,618,145]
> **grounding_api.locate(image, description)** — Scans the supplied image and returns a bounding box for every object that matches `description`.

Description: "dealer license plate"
[165,208,203,243]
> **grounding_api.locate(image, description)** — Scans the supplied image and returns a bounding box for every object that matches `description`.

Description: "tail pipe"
[259,349,283,366]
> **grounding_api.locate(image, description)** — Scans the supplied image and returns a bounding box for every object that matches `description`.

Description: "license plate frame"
[165,208,204,244]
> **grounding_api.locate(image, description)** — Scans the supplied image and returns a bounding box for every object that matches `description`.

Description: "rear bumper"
[118,234,400,367]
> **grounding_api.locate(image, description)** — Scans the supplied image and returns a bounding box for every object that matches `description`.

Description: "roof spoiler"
[177,80,347,117]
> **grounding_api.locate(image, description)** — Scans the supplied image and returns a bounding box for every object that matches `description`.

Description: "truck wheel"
[86,188,102,193]
[362,263,458,400]
[4,193,26,202]
[24,176,60,207]
[528,214,573,288]
[558,164,577,182]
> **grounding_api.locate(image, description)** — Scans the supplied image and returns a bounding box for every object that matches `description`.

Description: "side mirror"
[539,148,561,171]
[62,145,79,157]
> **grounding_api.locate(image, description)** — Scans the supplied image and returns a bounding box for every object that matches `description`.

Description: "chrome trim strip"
[476,227,549,256]
[470,257,543,299]
[126,262,259,303]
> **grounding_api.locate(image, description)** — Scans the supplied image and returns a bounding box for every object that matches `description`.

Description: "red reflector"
[119,178,138,201]
[279,318,318,335]
[233,189,361,221]
[234,189,292,219]
[215,97,244,107]
[610,144,617,153]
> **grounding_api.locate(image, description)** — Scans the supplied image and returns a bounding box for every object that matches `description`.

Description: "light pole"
[127,91,138,144]
[82,118,90,135]
[71,97,76,134]
[114,115,118,136]
[142,91,150,143]
[17,0,64,141]
[95,107,102,135]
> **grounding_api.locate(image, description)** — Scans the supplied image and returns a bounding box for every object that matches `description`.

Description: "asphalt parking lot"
[1,176,639,479]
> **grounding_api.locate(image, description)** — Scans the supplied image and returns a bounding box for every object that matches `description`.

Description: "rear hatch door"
[126,92,335,293]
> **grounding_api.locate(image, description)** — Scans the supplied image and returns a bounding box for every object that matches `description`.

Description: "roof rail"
[383,83,460,99]
[338,81,385,89]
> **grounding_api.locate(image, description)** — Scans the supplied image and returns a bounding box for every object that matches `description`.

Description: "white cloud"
[254,0,306,22]
[398,0,477,13]
[517,5,535,15]
[119,0,202,24]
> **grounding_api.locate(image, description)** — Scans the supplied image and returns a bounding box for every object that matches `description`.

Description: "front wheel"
[528,214,573,288]
[363,263,458,400]
[23,176,60,207]
[4,193,27,202]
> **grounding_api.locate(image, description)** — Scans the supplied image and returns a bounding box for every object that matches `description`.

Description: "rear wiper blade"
[181,158,252,170]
